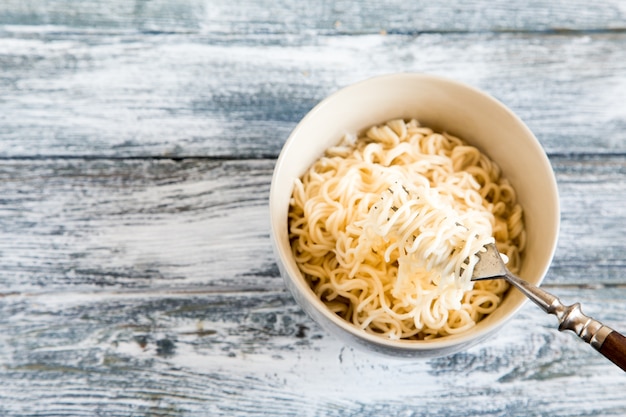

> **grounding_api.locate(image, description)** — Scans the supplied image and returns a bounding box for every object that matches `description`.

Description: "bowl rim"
[270,72,561,353]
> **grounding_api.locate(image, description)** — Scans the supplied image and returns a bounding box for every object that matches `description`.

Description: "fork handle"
[503,271,626,371]
[542,297,626,371]
[550,300,626,372]
[596,330,626,372]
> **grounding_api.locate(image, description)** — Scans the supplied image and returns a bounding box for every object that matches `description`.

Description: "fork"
[473,243,626,372]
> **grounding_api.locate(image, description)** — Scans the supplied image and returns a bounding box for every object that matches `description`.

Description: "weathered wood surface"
[0,156,625,293]
[1,287,626,417]
[1,0,625,32]
[0,158,277,292]
[1,28,625,158]
[1,1,626,416]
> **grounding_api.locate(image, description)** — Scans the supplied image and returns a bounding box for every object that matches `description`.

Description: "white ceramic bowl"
[269,73,560,358]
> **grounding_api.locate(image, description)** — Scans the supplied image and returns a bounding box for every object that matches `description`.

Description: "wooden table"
[1,1,625,416]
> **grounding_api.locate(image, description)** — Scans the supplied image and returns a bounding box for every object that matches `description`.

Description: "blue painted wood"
[0,1,625,416]
[0,157,624,293]
[1,0,625,32]
[0,287,625,416]
[0,32,624,158]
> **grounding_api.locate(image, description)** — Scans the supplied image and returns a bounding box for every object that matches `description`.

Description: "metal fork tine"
[471,243,508,281]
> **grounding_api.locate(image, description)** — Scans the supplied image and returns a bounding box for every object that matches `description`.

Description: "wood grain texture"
[1,0,625,32]
[1,287,625,416]
[0,28,625,158]
[0,156,626,293]
[0,158,278,292]
[2,1,626,416]
[550,155,626,285]
[0,156,625,295]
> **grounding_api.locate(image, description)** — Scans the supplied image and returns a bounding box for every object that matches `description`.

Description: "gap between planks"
[0,152,625,162]
[0,284,288,299]
[1,282,626,301]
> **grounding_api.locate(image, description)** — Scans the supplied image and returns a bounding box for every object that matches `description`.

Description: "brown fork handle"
[550,301,626,372]
[502,271,626,372]
[597,331,626,372]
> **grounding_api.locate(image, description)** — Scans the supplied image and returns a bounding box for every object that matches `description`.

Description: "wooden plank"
[1,286,625,416]
[0,30,625,158]
[0,158,279,292]
[1,2,625,416]
[0,0,625,33]
[549,155,626,285]
[0,155,625,294]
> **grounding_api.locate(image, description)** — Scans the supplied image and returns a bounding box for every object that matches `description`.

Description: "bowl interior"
[270,73,560,355]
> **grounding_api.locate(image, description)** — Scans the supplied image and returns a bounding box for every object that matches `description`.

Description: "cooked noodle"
[288,119,526,340]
